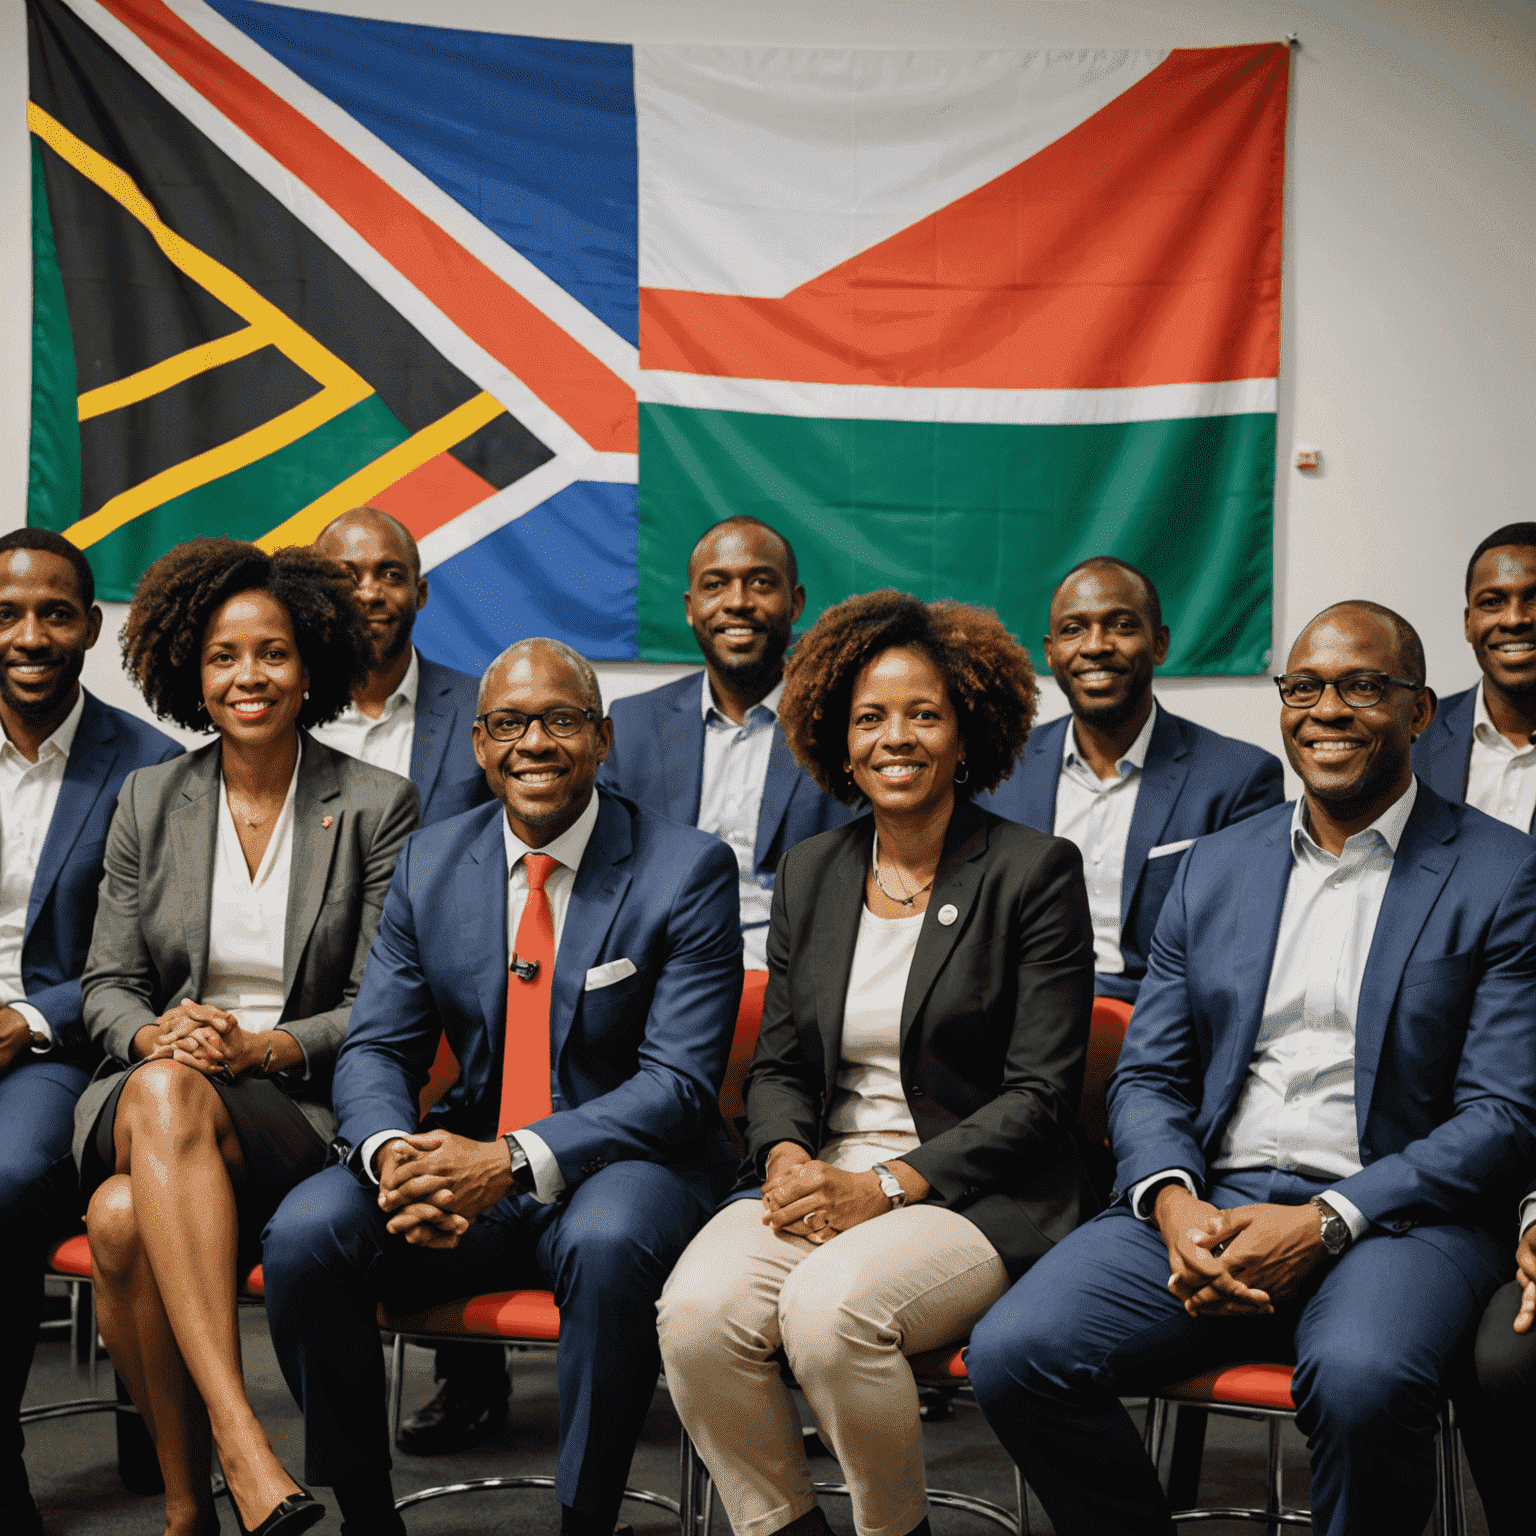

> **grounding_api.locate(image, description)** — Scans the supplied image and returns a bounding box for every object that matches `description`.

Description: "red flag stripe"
[96,0,637,452]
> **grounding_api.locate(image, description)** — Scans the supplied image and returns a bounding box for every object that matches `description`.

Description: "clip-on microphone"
[510,953,540,983]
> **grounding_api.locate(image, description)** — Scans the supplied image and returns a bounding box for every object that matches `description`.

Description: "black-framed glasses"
[474,707,598,742]
[1273,672,1421,709]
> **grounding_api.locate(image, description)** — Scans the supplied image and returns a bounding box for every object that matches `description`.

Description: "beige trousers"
[657,1139,1008,1536]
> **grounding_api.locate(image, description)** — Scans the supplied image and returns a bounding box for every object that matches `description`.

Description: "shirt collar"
[339,648,419,724]
[1291,775,1419,860]
[501,789,601,880]
[1472,681,1533,751]
[700,671,784,729]
[0,686,86,765]
[1063,698,1159,779]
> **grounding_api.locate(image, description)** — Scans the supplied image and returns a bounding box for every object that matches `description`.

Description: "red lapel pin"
[321,816,333,829]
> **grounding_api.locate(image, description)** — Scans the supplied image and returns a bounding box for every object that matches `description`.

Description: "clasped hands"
[1154,1184,1327,1318]
[760,1142,928,1243]
[131,999,266,1079]
[374,1131,515,1248]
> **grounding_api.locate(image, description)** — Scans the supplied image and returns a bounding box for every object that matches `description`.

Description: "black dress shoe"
[234,1489,325,1536]
[396,1378,509,1455]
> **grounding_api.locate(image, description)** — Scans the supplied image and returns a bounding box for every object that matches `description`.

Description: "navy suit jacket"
[410,653,493,826]
[23,691,180,1061]
[332,789,744,1200]
[1411,685,1492,818]
[977,706,1284,1000]
[1107,784,1536,1247]
[598,672,854,921]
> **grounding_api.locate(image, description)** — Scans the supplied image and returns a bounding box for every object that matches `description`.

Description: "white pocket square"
[1147,838,1196,860]
[585,957,637,991]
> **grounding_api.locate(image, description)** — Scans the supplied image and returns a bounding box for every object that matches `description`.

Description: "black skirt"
[81,1059,328,1268]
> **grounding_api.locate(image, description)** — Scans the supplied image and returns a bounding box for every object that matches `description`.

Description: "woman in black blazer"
[75,541,419,1536]
[658,591,1095,1536]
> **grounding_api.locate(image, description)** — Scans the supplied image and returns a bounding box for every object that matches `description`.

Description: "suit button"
[1390,1220,1413,1233]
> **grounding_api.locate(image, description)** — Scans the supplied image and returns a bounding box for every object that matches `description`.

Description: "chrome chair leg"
[1265,1416,1283,1519]
[1014,1465,1030,1536]
[386,1334,406,1449]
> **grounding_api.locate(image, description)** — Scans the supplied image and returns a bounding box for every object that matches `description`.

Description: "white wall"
[2,0,1533,777]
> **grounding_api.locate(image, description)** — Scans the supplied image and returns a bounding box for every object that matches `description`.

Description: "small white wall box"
[1295,446,1322,470]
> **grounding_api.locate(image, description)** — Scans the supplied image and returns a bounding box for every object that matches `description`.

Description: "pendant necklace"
[871,832,934,907]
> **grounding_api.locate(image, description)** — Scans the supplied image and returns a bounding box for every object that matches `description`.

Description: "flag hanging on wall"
[27,0,1288,675]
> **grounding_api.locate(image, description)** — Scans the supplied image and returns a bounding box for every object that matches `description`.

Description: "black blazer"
[744,796,1096,1279]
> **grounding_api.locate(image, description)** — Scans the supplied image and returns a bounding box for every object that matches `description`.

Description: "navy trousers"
[966,1170,1505,1536]
[262,1157,713,1523]
[0,1058,89,1520]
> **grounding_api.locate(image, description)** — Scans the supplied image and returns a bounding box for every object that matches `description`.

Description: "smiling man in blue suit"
[599,516,852,971]
[0,529,180,1535]
[967,601,1536,1536]
[262,637,742,1536]
[977,558,1283,1001]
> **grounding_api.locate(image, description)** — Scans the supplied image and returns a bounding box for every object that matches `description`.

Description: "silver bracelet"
[258,1038,275,1077]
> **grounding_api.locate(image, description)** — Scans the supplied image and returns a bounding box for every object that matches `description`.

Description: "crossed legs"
[86,1061,302,1535]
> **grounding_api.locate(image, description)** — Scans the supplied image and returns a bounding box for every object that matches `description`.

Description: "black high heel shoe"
[234,1489,326,1536]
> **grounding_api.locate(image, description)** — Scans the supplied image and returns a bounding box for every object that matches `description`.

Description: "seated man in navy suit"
[599,516,851,972]
[310,505,501,1452]
[978,558,1282,1001]
[967,601,1536,1536]
[262,637,742,1536]
[1413,520,1536,832]
[0,529,179,1535]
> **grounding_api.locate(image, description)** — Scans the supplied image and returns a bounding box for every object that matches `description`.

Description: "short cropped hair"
[780,590,1037,804]
[1465,523,1536,597]
[688,516,799,590]
[1051,556,1162,633]
[122,538,372,732]
[1304,600,1427,688]
[0,527,96,609]
[479,638,604,717]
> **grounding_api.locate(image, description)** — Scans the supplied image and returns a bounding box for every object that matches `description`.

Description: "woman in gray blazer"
[75,540,419,1536]
[658,592,1095,1536]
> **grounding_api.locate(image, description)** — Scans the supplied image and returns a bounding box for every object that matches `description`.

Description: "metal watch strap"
[503,1133,534,1196]
[870,1161,907,1210]
[1310,1195,1350,1257]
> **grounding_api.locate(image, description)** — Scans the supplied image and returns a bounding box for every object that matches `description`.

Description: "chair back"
[1079,996,1133,1148]
[418,1031,461,1115]
[720,970,768,1156]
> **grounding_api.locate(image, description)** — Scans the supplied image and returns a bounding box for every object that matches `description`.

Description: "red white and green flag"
[27,1,1287,674]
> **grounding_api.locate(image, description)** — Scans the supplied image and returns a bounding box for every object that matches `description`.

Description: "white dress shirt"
[1131,780,1421,1243]
[1465,683,1536,833]
[827,902,923,1136]
[0,689,85,1050]
[201,750,301,1038]
[308,648,419,779]
[1053,702,1159,975]
[361,793,601,1206]
[697,674,782,970]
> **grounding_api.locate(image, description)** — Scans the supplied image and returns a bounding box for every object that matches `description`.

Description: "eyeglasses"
[474,707,598,742]
[1272,673,1421,709]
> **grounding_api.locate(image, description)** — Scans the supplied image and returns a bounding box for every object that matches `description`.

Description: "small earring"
[954,761,970,785]
[196,699,206,713]
[303,690,310,700]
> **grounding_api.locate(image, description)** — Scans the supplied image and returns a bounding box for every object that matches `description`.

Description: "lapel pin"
[937,903,958,926]
[321,816,333,829]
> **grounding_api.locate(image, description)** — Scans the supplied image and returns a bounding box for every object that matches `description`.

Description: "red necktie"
[497,852,557,1135]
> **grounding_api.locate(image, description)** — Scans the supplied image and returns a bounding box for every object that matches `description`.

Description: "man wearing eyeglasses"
[262,638,743,1536]
[968,601,1536,1536]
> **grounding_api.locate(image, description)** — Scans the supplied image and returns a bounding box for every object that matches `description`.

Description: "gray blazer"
[74,734,420,1165]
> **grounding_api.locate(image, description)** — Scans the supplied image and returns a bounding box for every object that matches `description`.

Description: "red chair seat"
[1157,1361,1295,1412]
[49,1232,93,1278]
[378,1288,561,1341]
[908,1344,968,1384]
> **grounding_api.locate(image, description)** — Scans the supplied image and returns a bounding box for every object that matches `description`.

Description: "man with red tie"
[261,638,743,1536]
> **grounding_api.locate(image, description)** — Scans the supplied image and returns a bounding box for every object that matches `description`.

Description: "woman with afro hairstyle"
[72,539,419,1536]
[659,590,1096,1536]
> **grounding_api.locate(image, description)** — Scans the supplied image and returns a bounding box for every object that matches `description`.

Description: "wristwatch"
[870,1162,907,1210]
[503,1133,536,1197]
[1310,1196,1351,1258]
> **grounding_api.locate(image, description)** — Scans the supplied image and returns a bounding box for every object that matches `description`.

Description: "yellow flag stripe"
[77,326,269,422]
[29,102,374,549]
[257,391,506,551]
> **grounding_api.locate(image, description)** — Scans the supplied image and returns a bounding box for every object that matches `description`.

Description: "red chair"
[381,981,772,1526]
[1144,1361,1467,1533]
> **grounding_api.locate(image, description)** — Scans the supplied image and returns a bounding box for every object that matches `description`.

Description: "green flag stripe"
[638,404,1274,676]
[27,134,82,535]
[82,393,410,601]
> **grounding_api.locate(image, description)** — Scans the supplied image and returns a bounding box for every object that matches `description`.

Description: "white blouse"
[826,904,924,1137]
[201,753,301,1035]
